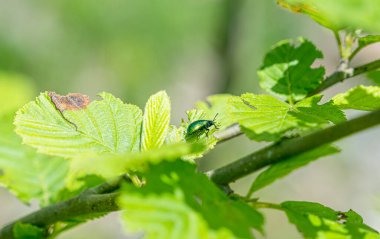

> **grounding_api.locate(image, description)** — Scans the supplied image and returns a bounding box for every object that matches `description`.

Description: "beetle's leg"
[205,129,209,137]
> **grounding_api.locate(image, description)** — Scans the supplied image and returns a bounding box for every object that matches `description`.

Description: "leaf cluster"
[2,1,380,239]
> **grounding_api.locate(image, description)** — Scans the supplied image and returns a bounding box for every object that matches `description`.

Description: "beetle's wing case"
[186,120,207,135]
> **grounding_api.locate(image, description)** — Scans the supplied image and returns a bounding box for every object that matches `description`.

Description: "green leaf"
[15,92,142,158]
[277,0,338,30]
[333,85,380,111]
[164,125,184,144]
[196,94,235,129]
[358,35,380,48]
[248,145,339,195]
[228,94,345,142]
[295,95,346,125]
[367,71,380,86]
[0,72,35,116]
[141,91,171,151]
[13,223,44,239]
[281,201,380,239]
[278,0,380,33]
[119,160,264,239]
[258,38,325,102]
[0,114,68,206]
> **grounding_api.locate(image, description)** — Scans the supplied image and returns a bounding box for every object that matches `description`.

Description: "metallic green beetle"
[185,114,219,141]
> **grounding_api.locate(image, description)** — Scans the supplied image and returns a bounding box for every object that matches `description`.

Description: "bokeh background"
[1,0,380,238]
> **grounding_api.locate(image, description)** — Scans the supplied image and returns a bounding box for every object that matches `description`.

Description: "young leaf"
[119,160,264,239]
[13,223,44,239]
[0,114,68,206]
[248,145,339,195]
[14,92,142,158]
[281,201,380,239]
[258,38,325,102]
[333,85,380,111]
[141,91,171,151]
[164,125,184,144]
[228,94,345,142]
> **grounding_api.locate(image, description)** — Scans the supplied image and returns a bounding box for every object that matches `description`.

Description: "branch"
[0,193,119,239]
[2,59,380,239]
[310,59,380,95]
[207,109,380,185]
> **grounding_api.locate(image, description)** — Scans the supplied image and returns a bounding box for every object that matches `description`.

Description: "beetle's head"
[206,120,214,127]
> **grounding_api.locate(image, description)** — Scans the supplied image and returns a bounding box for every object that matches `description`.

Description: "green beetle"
[185,114,219,141]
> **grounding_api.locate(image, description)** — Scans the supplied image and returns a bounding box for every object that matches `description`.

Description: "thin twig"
[250,201,283,210]
[309,59,380,96]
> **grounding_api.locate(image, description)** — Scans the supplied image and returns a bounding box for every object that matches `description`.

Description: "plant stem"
[251,201,283,211]
[207,109,380,185]
[0,193,119,239]
[348,46,362,61]
[334,31,344,58]
[309,59,380,96]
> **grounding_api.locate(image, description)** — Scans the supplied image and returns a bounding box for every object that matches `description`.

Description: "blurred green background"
[1,0,380,238]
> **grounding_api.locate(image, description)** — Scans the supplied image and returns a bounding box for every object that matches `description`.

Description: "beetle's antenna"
[213,113,219,121]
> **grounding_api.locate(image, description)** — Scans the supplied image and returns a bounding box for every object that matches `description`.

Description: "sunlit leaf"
[228,94,345,142]
[258,38,324,102]
[119,160,264,239]
[0,114,68,206]
[141,91,171,151]
[282,201,380,239]
[15,92,142,158]
[333,85,380,111]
